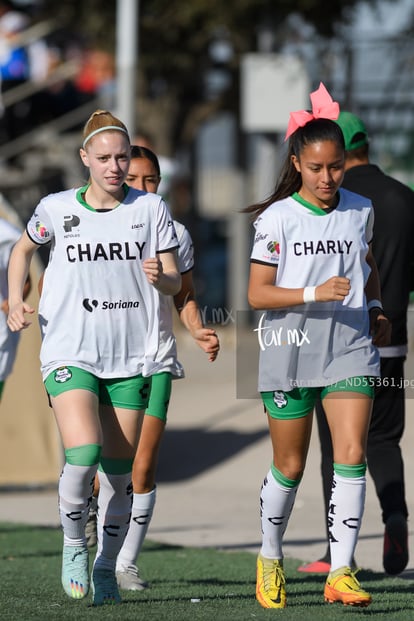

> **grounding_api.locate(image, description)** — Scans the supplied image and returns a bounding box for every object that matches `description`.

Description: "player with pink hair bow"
[285,82,340,141]
[243,81,390,610]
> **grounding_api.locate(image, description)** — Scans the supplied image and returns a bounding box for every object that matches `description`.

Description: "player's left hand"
[370,310,391,347]
[142,257,163,285]
[192,328,220,361]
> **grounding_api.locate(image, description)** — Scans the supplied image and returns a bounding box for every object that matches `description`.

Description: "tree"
[38,0,367,153]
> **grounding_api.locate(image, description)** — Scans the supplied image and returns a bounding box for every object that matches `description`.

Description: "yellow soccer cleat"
[256,553,286,608]
[324,566,372,607]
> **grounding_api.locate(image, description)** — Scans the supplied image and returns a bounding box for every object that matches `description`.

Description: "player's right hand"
[7,302,35,331]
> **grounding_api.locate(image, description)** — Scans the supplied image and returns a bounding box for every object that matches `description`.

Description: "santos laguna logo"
[82,298,140,312]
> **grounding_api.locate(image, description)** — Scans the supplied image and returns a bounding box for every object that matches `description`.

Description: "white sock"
[94,470,133,571]
[116,487,156,571]
[328,472,366,572]
[59,462,97,544]
[259,469,298,560]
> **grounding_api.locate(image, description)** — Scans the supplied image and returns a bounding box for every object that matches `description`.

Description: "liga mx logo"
[35,220,49,239]
[267,240,280,254]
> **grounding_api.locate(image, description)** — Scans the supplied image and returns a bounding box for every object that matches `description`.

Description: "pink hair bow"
[284,82,340,141]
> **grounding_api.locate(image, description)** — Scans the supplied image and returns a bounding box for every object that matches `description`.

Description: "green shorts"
[145,372,172,422]
[262,376,375,420]
[44,366,151,410]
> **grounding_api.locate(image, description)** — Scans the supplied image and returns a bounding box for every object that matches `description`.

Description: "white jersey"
[0,218,21,381]
[27,185,178,380]
[156,220,194,377]
[250,189,380,392]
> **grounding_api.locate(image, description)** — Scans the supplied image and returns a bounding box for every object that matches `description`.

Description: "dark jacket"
[342,163,414,347]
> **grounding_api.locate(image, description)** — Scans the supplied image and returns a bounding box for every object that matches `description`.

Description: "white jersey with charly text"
[27,186,178,380]
[250,189,380,392]
[155,220,194,377]
[0,218,21,381]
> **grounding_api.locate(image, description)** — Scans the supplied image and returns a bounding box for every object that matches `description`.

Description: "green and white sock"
[116,487,156,571]
[94,469,133,571]
[59,461,98,543]
[259,466,299,559]
[328,463,366,572]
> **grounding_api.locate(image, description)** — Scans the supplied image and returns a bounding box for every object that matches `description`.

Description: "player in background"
[0,215,31,399]
[86,145,220,592]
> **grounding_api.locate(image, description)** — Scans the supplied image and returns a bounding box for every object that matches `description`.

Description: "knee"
[275,456,305,482]
[334,444,365,466]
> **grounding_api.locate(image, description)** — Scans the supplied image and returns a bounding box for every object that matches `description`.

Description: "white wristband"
[303,286,316,304]
[367,298,383,312]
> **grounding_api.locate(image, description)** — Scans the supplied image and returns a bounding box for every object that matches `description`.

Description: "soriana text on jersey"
[82,298,140,312]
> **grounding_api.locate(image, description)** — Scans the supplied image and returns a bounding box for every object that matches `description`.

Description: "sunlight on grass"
[0,524,413,620]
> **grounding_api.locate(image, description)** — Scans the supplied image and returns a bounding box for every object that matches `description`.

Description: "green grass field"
[1,523,413,620]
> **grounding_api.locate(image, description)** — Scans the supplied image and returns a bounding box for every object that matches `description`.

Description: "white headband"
[82,125,129,149]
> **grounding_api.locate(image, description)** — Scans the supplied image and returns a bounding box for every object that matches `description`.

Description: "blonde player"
[7,110,181,606]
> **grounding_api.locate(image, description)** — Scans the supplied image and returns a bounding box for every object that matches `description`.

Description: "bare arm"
[142,249,181,296]
[7,231,38,331]
[1,273,31,315]
[248,262,351,310]
[22,273,32,301]
[174,271,220,362]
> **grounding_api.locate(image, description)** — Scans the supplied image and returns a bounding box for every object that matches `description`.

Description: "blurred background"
[1,0,414,485]
[0,0,413,314]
